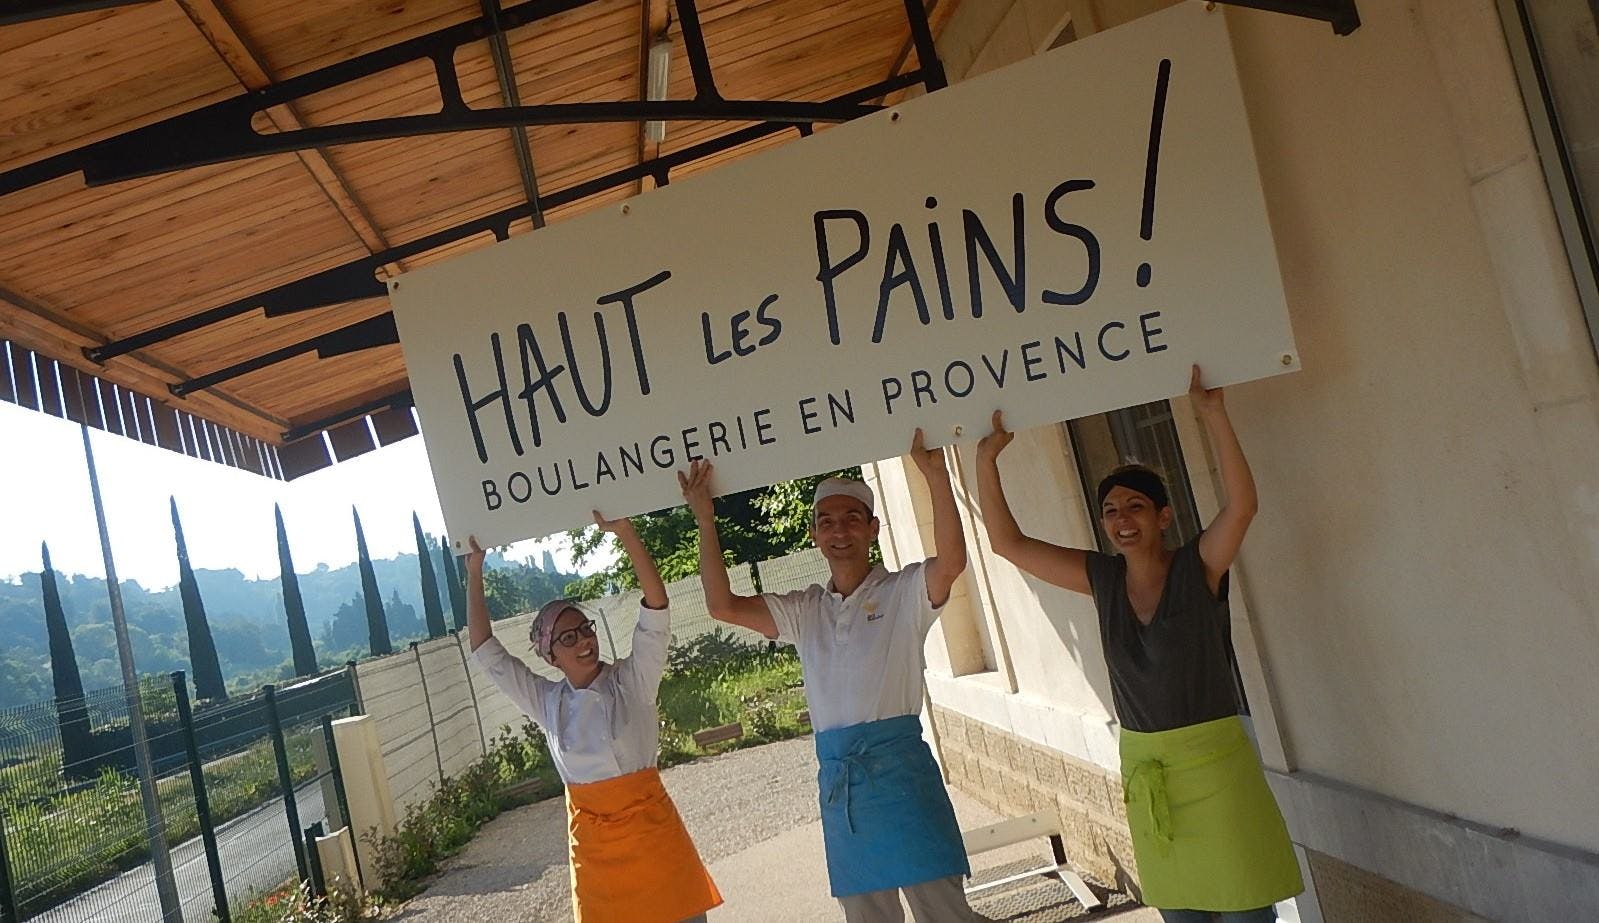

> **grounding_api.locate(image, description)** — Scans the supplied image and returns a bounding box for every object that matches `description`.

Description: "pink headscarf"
[530,598,580,663]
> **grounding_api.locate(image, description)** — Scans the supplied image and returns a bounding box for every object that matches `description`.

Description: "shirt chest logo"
[864,599,884,621]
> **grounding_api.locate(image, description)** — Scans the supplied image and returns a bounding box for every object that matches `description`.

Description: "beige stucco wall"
[1224,0,1599,854]
[889,0,1599,870]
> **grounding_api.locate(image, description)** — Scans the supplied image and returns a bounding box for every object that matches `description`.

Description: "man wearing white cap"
[679,430,977,923]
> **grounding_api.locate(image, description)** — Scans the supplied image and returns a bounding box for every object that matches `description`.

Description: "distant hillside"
[0,545,576,709]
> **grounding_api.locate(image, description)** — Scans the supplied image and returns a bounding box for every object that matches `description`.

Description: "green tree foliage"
[352,508,391,657]
[171,498,228,702]
[0,543,578,709]
[40,542,93,775]
[413,514,447,639]
[440,536,467,631]
[563,468,863,599]
[275,505,319,676]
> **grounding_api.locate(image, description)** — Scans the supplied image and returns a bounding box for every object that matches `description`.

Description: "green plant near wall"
[367,722,558,902]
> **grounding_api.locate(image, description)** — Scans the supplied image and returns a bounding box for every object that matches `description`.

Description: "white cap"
[813,477,875,515]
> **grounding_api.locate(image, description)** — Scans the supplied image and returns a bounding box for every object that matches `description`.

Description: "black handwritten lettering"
[873,223,931,344]
[516,323,568,449]
[1139,311,1168,353]
[1042,180,1100,307]
[701,313,732,365]
[1098,321,1130,361]
[455,333,522,464]
[595,270,670,395]
[755,294,782,347]
[982,350,1010,388]
[708,420,732,455]
[965,193,1026,317]
[945,360,975,398]
[814,210,870,346]
[559,311,615,417]
[1056,333,1087,371]
[882,377,904,415]
[827,390,855,427]
[481,479,503,511]
[754,408,777,445]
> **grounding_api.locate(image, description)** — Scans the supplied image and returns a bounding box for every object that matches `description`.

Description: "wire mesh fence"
[0,552,834,922]
[0,667,356,922]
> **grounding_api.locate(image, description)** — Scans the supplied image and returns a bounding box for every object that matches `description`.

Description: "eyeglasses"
[542,619,597,654]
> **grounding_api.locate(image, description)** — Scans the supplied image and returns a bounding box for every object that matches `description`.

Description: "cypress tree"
[413,514,447,638]
[439,535,467,631]
[172,497,228,701]
[41,542,93,778]
[353,507,392,656]
[276,504,319,676]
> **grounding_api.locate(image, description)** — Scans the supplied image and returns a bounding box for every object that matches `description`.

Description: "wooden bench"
[960,810,1103,910]
[692,722,744,748]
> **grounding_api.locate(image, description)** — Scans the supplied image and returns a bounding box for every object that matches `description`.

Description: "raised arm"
[592,510,667,610]
[464,536,493,651]
[678,460,778,639]
[975,411,1091,595]
[910,429,967,608]
[1190,365,1258,593]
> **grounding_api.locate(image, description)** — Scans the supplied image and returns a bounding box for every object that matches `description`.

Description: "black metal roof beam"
[3,99,875,197]
[170,314,399,397]
[480,0,545,230]
[673,0,721,102]
[0,0,155,26]
[1212,0,1359,35]
[282,390,413,444]
[85,69,927,366]
[901,0,948,91]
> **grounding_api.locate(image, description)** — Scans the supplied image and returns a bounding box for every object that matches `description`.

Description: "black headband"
[1096,467,1171,511]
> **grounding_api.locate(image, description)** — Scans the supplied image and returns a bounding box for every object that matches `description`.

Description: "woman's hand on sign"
[678,459,717,522]
[1189,363,1226,418]
[463,536,486,576]
[591,509,635,536]
[909,428,950,482]
[977,410,1015,463]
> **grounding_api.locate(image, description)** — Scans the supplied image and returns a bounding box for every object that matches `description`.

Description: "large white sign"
[391,1,1297,549]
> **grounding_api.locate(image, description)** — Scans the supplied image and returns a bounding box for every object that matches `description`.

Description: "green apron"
[1119,715,1302,911]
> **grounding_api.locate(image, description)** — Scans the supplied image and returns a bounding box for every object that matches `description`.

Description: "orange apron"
[565,767,722,923]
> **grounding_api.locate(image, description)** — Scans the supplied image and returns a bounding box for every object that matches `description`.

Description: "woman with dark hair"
[974,366,1301,923]
[463,513,721,923]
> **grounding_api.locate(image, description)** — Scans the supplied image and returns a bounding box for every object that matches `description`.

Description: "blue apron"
[815,715,970,897]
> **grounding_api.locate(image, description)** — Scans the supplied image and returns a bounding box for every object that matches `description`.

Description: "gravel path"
[386,736,821,922]
[385,736,1156,923]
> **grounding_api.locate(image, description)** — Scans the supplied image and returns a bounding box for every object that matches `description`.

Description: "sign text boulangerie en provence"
[389,1,1298,548]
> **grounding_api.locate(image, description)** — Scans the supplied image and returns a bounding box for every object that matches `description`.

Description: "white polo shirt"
[763,562,942,733]
[471,604,669,785]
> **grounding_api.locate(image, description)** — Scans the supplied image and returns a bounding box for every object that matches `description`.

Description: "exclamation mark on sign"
[1137,58,1173,289]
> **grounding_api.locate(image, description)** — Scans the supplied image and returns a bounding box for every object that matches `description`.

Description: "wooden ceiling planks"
[0,0,959,467]
[0,3,242,172]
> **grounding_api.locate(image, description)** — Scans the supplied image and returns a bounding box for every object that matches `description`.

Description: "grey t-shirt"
[1085,535,1241,733]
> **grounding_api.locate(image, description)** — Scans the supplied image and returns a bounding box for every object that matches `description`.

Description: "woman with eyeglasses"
[974,366,1301,923]
[464,512,722,923]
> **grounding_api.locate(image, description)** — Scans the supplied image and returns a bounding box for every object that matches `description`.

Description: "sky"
[0,400,601,590]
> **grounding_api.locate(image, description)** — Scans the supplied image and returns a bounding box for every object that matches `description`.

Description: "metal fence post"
[173,672,231,923]
[453,630,489,757]
[319,718,352,837]
[344,661,363,715]
[263,685,309,884]
[412,643,445,785]
[0,809,17,923]
[302,822,327,900]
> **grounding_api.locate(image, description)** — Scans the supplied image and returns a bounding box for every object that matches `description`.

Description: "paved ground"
[42,782,324,923]
[389,736,1161,922]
